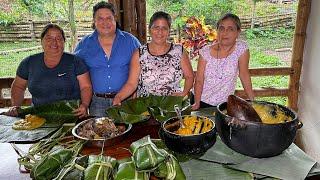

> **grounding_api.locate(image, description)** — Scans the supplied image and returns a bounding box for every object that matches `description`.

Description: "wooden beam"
[288,0,311,111]
[235,88,289,98]
[249,67,293,76]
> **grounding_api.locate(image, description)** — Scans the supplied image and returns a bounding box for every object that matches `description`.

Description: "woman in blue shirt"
[74,1,140,117]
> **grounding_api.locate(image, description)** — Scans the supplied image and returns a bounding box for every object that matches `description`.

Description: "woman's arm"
[174,50,194,97]
[192,55,207,110]
[74,72,92,118]
[113,50,141,105]
[238,49,254,100]
[5,76,27,116]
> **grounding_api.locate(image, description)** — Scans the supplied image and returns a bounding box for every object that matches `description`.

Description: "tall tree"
[68,0,77,51]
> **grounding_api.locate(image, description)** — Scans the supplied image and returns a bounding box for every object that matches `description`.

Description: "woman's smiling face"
[150,18,170,45]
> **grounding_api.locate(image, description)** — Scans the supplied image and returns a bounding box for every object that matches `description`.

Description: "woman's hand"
[73,104,88,119]
[4,106,21,117]
[171,91,187,97]
[112,96,122,106]
[191,103,200,110]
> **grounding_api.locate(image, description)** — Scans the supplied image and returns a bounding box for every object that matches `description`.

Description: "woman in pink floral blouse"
[192,13,254,110]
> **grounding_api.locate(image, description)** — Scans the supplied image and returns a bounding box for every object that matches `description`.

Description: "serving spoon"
[174,104,185,128]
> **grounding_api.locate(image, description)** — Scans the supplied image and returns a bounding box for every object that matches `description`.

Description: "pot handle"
[296,121,303,129]
[290,121,303,131]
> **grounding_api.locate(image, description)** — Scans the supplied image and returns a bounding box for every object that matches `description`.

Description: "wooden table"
[1,107,319,179]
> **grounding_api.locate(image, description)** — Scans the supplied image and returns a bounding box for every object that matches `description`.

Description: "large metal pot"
[159,115,216,155]
[216,101,302,158]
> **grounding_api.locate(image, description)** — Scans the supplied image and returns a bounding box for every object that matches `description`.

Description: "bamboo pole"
[288,0,312,111]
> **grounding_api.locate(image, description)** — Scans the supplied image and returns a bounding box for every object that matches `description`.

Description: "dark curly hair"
[148,11,172,30]
[40,23,65,42]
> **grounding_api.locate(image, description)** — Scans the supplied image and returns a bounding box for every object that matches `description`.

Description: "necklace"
[215,42,236,79]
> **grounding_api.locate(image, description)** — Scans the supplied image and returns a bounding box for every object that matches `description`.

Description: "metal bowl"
[216,101,302,158]
[159,115,217,155]
[72,117,132,147]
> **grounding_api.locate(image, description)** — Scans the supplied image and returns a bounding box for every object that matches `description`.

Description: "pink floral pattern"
[137,43,183,97]
[198,40,248,106]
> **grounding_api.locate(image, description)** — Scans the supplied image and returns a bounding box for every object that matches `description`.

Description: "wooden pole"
[288,0,311,111]
[136,0,147,44]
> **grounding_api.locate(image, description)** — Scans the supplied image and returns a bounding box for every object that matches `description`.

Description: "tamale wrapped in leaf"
[130,135,167,171]
[84,155,117,180]
[115,158,149,180]
[30,147,74,180]
[154,153,186,180]
[54,155,89,180]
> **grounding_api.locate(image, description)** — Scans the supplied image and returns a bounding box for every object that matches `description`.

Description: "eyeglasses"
[45,36,64,43]
[95,16,115,23]
[151,25,169,32]
[218,26,238,33]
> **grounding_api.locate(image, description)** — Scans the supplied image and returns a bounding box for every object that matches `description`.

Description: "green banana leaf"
[115,158,150,180]
[30,147,74,180]
[154,153,186,180]
[54,155,89,180]
[130,135,167,171]
[18,100,80,127]
[106,95,191,124]
[0,115,57,143]
[84,155,117,180]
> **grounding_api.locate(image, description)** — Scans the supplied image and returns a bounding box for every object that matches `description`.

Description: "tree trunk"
[68,0,78,51]
[251,1,257,29]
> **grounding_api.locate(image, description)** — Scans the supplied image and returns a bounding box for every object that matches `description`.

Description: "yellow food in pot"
[252,103,292,124]
[175,116,213,135]
[12,114,46,130]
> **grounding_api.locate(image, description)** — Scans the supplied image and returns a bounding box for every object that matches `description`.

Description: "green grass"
[0,49,41,77]
[0,41,40,51]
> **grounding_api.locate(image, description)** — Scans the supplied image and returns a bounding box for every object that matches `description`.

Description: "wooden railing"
[0,67,293,108]
[0,77,31,107]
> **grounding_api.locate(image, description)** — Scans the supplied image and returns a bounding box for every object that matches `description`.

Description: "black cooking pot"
[216,101,303,158]
[159,115,217,155]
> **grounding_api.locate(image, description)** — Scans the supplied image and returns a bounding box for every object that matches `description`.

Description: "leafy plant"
[180,16,217,59]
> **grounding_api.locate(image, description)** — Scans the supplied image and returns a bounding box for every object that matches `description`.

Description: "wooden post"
[135,0,147,43]
[29,20,35,40]
[108,0,122,28]
[288,0,311,111]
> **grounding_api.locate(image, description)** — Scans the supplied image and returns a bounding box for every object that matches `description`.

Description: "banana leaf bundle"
[18,100,80,127]
[54,155,89,180]
[107,95,191,124]
[154,154,186,180]
[130,135,167,171]
[84,154,117,180]
[30,141,83,180]
[115,158,150,180]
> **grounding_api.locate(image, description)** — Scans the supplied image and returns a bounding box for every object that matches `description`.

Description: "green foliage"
[245,27,294,40]
[147,0,234,28]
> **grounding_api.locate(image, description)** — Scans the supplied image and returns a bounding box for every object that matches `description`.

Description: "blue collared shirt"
[74,29,140,93]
